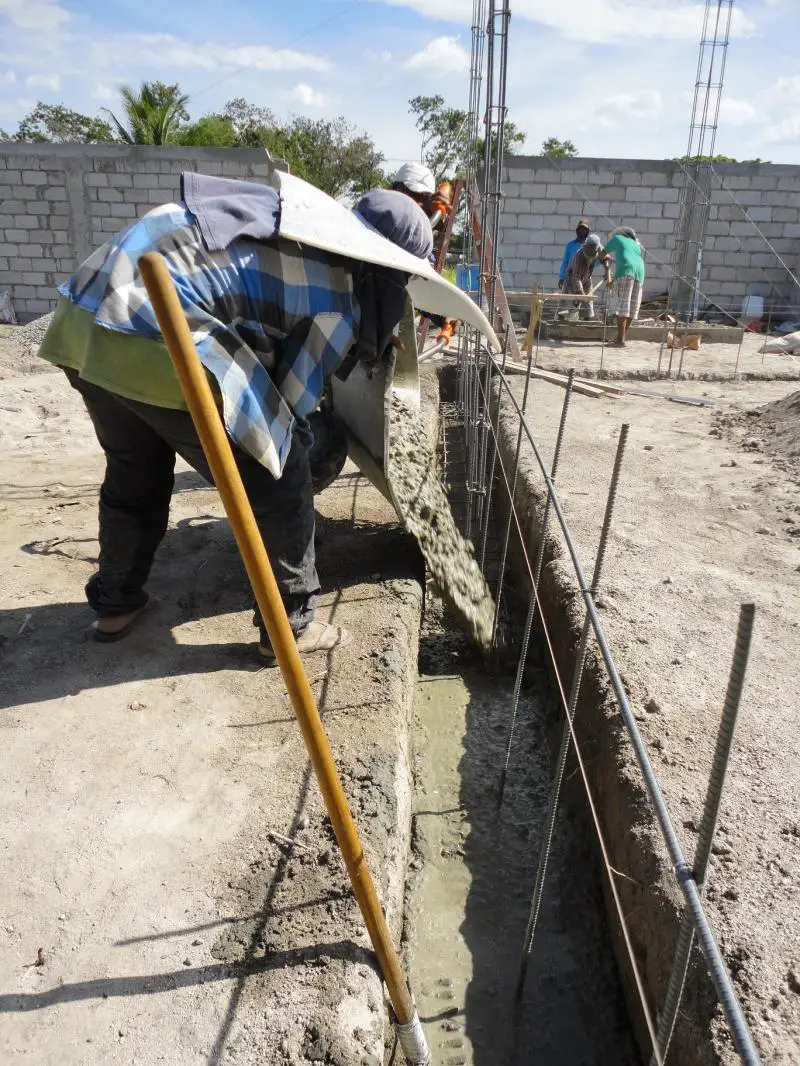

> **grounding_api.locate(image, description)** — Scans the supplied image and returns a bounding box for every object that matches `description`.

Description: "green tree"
[15,102,115,143]
[677,153,736,163]
[222,98,277,146]
[103,81,189,145]
[409,95,525,178]
[177,114,239,148]
[542,137,578,158]
[270,116,384,200]
[0,128,9,142]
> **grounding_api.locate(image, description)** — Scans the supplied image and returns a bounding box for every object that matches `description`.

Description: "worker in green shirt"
[600,227,645,348]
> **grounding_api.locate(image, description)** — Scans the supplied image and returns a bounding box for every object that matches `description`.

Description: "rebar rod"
[516,424,629,997]
[650,603,755,1065]
[497,369,575,805]
[485,352,760,1064]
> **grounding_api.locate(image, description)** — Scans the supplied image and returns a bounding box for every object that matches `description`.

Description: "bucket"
[456,263,480,298]
[742,294,764,320]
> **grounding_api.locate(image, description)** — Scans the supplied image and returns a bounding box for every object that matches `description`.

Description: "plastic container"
[742,294,764,320]
[456,263,480,296]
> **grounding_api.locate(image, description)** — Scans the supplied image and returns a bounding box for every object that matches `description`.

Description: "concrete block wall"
[497,157,800,312]
[0,144,277,321]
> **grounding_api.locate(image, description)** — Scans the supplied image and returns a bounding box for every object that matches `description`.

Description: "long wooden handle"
[138,252,416,1026]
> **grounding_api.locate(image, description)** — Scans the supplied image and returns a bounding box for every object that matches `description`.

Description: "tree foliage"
[14,102,115,144]
[103,82,190,145]
[5,85,385,200]
[542,137,578,158]
[409,94,525,178]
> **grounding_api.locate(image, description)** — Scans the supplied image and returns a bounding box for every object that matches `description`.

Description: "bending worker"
[562,232,609,320]
[37,174,434,659]
[558,218,591,290]
[599,226,645,348]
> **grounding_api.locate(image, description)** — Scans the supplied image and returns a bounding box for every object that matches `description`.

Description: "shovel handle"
[138,252,420,1033]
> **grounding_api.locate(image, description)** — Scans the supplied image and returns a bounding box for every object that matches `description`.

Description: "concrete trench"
[398,367,639,1065]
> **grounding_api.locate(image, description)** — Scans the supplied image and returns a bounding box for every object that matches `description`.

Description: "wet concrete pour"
[405,635,639,1065]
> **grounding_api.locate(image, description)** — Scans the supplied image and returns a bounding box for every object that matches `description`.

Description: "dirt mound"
[0,313,56,379]
[714,388,800,482]
[755,390,800,461]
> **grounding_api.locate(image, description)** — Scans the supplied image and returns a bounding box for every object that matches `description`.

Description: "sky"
[1,0,799,166]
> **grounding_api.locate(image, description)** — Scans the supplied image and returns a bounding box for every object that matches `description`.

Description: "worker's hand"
[436,319,459,345]
[427,182,454,220]
[557,279,564,291]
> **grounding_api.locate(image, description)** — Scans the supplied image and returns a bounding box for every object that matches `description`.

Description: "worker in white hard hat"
[392,162,457,343]
[392,162,436,201]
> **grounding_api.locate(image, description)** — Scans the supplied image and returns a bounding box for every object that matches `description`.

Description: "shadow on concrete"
[0,513,421,712]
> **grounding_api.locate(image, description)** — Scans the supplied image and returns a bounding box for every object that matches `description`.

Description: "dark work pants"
[63,368,319,639]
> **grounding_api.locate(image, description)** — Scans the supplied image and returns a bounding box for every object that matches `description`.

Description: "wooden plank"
[501,360,605,398]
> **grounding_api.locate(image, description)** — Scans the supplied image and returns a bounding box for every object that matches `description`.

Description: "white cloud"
[25,72,60,90]
[93,34,330,74]
[376,0,755,44]
[719,96,758,126]
[90,82,119,102]
[597,89,663,121]
[762,114,800,145]
[1,69,16,85]
[283,82,328,108]
[0,0,70,31]
[404,35,468,75]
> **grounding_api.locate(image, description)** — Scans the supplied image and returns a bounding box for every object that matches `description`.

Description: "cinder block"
[86,173,108,187]
[4,229,30,242]
[763,192,792,207]
[132,174,160,189]
[619,171,643,186]
[22,171,47,185]
[9,257,33,271]
[630,203,662,218]
[777,177,800,192]
[100,217,123,231]
[641,171,669,187]
[11,186,39,200]
[51,202,71,217]
[625,187,653,202]
[21,271,47,285]
[502,182,520,197]
[97,187,123,203]
[26,299,55,314]
[148,189,175,205]
[701,251,724,267]
[771,207,799,223]
[0,258,7,272]
[781,222,800,238]
[25,244,45,259]
[3,169,21,184]
[0,243,19,256]
[598,186,627,202]
[647,218,675,234]
[729,222,755,237]
[555,201,581,215]
[107,173,134,189]
[502,198,530,213]
[52,245,73,258]
[709,267,738,282]
[545,184,571,199]
[652,188,680,203]
[43,187,68,201]
[498,212,517,228]
[502,258,527,271]
[13,285,38,298]
[109,202,137,218]
[519,183,549,198]
[711,236,739,251]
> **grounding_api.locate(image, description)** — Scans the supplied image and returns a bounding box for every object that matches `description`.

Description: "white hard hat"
[393,161,436,195]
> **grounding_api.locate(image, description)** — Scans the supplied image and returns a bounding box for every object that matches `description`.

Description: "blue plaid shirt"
[59,202,361,478]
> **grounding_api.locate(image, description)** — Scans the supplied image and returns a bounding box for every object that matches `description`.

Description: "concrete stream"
[403,636,639,1065]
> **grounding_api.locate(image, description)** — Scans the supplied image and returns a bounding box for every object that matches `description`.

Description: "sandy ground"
[495,360,800,1064]
[0,332,427,1065]
[528,330,800,381]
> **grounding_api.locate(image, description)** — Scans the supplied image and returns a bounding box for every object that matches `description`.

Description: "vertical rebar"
[479,328,510,570]
[649,602,755,1065]
[497,370,576,804]
[516,424,630,998]
[490,334,538,644]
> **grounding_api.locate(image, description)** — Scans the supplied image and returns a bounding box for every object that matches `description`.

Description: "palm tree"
[103,82,189,145]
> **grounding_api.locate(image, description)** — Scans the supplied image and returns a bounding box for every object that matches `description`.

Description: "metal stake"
[516,424,630,998]
[649,603,755,1064]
